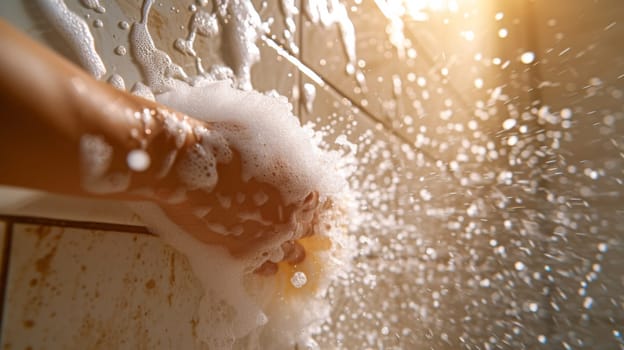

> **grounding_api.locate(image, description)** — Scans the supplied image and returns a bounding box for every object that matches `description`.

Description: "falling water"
[20,0,624,349]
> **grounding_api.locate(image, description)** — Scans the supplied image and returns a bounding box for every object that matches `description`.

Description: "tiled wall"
[0,216,209,349]
[0,0,622,349]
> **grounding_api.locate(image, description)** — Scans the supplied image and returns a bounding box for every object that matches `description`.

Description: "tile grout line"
[261,35,447,170]
[0,220,14,340]
[0,215,152,235]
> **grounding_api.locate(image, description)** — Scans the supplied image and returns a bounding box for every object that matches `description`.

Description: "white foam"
[303,83,317,113]
[79,134,130,194]
[37,0,106,79]
[305,0,357,73]
[216,0,266,90]
[129,0,189,92]
[80,0,106,13]
[157,80,343,204]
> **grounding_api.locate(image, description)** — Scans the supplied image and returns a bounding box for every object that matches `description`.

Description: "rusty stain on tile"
[1,224,204,349]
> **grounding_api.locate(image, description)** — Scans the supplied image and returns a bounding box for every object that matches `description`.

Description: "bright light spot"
[420,189,432,201]
[520,51,535,64]
[498,28,508,38]
[528,302,539,312]
[502,118,517,130]
[561,108,572,119]
[598,243,608,253]
[127,149,151,172]
[583,297,594,309]
[495,12,504,21]
[538,335,548,344]
[462,30,475,41]
[514,261,526,271]
[507,135,519,146]
[474,78,484,89]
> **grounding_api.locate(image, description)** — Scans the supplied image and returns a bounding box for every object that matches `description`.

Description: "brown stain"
[33,226,52,245]
[190,318,198,338]
[29,278,37,287]
[167,292,173,306]
[22,320,34,329]
[34,228,62,276]
[168,254,176,286]
[145,279,156,290]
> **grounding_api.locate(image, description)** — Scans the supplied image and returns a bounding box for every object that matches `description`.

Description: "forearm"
[0,20,203,199]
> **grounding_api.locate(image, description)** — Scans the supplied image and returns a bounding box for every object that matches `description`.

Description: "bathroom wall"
[0,0,622,349]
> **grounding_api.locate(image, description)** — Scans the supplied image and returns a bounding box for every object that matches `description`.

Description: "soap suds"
[37,0,106,79]
[130,0,189,93]
[80,134,130,194]
[80,0,106,14]
[157,80,342,204]
[48,1,358,348]
[305,0,357,75]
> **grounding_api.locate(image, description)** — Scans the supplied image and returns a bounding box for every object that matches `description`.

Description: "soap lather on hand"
[0,19,325,273]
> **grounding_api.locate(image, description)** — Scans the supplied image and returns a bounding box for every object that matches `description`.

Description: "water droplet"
[502,118,516,130]
[520,51,535,64]
[528,302,539,312]
[474,78,484,89]
[114,45,127,56]
[127,149,150,172]
[597,243,608,253]
[537,335,547,344]
[514,261,526,271]
[290,271,307,288]
[583,297,594,309]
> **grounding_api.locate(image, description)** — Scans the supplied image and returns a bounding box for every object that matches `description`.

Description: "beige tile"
[299,75,556,349]
[0,187,145,226]
[300,0,535,162]
[528,0,624,205]
[1,224,204,349]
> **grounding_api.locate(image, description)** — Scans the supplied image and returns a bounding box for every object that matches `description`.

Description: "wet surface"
[0,0,622,349]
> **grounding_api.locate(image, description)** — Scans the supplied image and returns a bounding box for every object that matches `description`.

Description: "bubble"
[419,189,432,201]
[537,335,547,344]
[502,118,516,130]
[598,243,608,253]
[127,149,151,172]
[114,45,127,56]
[514,261,526,271]
[93,19,103,28]
[520,51,535,64]
[474,78,484,89]
[290,271,308,288]
[528,302,539,312]
[583,297,594,309]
